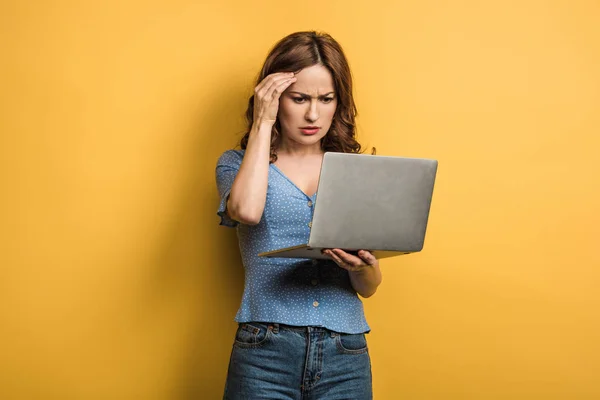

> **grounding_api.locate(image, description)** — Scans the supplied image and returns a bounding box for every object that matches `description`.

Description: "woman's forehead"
[289,66,335,95]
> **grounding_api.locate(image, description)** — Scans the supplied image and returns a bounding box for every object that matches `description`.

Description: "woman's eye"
[292,97,334,103]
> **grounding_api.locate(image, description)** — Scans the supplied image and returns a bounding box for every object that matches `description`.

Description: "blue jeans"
[223,322,372,399]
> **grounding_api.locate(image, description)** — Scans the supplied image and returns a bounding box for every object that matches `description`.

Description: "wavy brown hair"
[239,31,374,162]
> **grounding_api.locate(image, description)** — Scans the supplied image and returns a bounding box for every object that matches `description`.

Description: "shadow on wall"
[149,72,249,398]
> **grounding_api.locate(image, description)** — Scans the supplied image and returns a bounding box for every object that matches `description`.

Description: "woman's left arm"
[323,249,382,298]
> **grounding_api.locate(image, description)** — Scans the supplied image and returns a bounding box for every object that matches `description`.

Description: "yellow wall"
[1,1,599,398]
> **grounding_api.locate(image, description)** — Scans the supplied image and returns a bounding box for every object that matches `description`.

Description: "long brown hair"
[240,31,374,162]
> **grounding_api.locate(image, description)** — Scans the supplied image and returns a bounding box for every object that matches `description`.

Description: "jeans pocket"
[234,322,273,348]
[335,333,368,355]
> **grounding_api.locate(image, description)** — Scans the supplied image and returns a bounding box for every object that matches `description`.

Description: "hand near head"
[253,72,296,126]
[322,249,379,272]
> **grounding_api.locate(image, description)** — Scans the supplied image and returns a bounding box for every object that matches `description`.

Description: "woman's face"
[277,64,338,149]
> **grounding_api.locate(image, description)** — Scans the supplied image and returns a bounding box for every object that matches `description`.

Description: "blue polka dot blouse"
[215,149,370,334]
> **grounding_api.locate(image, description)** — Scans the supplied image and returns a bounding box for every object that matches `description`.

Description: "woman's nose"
[305,102,319,122]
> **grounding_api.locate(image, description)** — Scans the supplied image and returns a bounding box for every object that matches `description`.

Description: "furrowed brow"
[289,91,335,97]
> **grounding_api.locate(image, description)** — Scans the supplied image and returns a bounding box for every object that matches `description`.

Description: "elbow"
[228,203,262,225]
[356,279,382,298]
[236,210,262,225]
[359,289,377,299]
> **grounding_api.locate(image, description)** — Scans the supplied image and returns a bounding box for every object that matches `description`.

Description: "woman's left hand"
[322,249,379,272]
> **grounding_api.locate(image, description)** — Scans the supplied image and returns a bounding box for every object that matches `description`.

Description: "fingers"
[323,249,362,270]
[253,72,296,122]
[323,249,378,272]
[357,250,377,266]
[254,72,288,93]
[326,251,356,272]
[255,72,295,97]
[261,75,293,99]
[332,249,364,267]
[324,249,345,267]
[268,75,296,101]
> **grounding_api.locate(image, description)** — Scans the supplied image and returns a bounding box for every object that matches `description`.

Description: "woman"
[216,31,381,400]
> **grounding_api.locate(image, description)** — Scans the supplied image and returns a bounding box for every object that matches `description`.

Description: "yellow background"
[1,1,599,399]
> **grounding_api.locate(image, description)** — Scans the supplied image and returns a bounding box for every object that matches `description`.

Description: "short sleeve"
[215,149,244,227]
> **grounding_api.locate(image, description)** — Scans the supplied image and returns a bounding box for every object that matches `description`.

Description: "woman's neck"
[277,137,323,157]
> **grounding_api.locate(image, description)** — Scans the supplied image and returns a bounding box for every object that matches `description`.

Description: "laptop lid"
[307,152,438,253]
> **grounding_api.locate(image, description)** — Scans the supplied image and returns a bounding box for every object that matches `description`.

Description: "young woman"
[216,31,381,400]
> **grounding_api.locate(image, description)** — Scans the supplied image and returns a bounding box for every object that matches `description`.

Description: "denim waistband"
[242,322,339,337]
[274,323,339,337]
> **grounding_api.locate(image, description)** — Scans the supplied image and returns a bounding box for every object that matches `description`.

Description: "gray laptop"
[258,152,438,260]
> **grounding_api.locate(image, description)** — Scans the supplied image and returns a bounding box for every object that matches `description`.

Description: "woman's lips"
[300,128,320,135]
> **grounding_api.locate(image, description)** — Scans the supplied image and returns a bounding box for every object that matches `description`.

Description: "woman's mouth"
[300,127,320,135]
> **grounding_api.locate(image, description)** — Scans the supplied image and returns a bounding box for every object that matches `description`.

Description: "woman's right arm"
[226,72,296,225]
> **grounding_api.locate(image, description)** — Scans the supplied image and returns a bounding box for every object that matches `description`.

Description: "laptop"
[258,152,438,260]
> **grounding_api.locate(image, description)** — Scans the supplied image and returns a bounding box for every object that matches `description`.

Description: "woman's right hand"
[253,72,297,126]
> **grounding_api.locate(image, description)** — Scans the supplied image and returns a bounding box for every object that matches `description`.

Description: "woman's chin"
[295,133,326,145]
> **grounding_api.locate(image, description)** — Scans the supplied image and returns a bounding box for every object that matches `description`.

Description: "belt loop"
[330,331,336,338]
[272,323,279,334]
